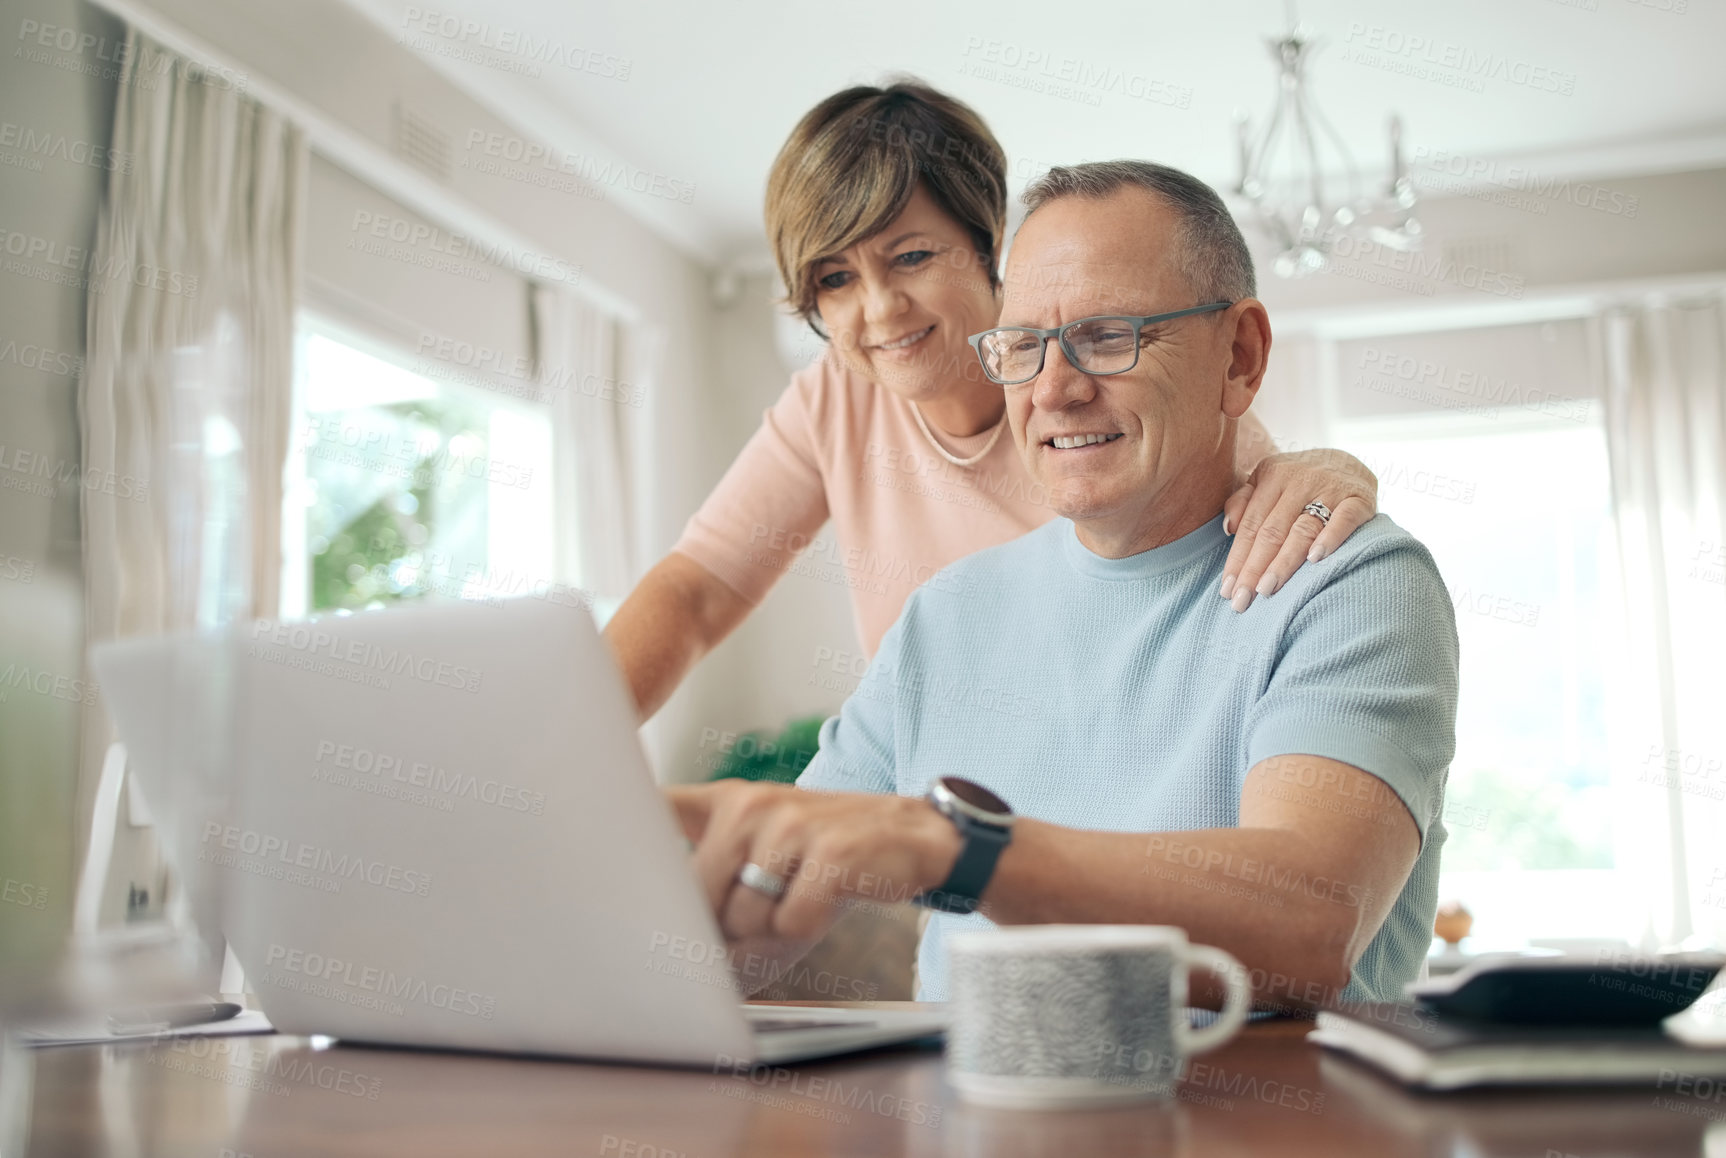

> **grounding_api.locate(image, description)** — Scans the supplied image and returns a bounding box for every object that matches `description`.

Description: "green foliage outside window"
[310,481,435,611]
[307,399,491,612]
[1441,764,1612,870]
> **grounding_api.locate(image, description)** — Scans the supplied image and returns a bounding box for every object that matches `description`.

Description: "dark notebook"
[1406,952,1724,1025]
[1311,1002,1726,1090]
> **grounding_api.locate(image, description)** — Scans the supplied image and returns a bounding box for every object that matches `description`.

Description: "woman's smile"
[867,325,937,363]
[870,324,935,352]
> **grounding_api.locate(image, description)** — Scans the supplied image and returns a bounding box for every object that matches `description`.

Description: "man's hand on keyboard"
[666,782,961,943]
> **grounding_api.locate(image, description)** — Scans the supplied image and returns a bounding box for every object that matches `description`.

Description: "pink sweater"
[674,357,1055,657]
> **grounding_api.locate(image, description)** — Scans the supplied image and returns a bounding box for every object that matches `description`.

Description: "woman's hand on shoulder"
[1219,449,1378,612]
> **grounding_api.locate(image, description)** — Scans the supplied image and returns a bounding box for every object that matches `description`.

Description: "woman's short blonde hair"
[764,79,1006,332]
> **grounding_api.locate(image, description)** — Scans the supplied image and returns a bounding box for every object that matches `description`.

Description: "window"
[281,315,553,620]
[1336,408,1630,948]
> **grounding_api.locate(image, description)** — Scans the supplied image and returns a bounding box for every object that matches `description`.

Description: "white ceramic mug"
[946,925,1252,1109]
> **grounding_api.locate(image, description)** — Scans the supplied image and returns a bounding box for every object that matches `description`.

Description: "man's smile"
[1045,432,1125,451]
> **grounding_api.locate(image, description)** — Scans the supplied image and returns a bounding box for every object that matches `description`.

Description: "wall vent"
[392,102,451,182]
[1441,235,1515,274]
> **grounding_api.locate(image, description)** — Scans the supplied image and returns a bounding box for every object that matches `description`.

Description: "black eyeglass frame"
[967,301,1234,386]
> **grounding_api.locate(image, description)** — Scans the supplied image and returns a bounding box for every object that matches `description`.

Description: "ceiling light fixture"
[1232,7,1422,277]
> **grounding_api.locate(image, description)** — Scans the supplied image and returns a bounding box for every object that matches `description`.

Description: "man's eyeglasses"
[967,302,1233,386]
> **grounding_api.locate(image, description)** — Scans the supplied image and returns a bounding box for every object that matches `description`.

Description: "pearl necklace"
[910,402,1006,469]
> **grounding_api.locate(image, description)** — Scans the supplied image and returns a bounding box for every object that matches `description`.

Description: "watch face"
[940,777,1011,820]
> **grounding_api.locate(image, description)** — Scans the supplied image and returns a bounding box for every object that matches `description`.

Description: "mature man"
[670,161,1458,1010]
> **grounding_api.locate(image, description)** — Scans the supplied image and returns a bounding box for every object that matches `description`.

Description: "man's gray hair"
[1021,160,1256,303]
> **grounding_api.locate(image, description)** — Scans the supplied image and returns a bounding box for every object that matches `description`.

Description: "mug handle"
[1174,944,1251,1055]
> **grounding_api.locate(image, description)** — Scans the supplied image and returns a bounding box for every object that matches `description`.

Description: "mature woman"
[606,79,1377,721]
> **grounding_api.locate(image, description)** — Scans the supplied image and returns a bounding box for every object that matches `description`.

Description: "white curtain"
[76,31,306,877]
[1600,294,1726,948]
[533,284,637,598]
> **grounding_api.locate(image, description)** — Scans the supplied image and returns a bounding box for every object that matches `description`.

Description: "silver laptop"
[91,596,945,1066]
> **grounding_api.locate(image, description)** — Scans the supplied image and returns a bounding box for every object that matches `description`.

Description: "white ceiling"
[347,0,1726,264]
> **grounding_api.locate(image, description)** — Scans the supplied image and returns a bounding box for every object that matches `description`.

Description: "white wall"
[1255,165,1726,318]
[665,273,858,783]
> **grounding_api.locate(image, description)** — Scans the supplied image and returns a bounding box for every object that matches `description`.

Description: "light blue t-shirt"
[797,512,1459,1003]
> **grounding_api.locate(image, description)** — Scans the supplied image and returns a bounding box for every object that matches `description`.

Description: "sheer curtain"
[1600,294,1726,948]
[533,283,637,599]
[76,30,306,912]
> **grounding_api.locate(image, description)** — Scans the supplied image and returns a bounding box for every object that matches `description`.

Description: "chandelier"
[1232,19,1421,278]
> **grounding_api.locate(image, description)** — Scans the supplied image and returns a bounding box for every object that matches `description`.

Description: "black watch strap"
[917,821,1011,914]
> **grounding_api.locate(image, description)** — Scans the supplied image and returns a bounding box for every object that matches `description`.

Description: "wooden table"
[11,1003,1720,1156]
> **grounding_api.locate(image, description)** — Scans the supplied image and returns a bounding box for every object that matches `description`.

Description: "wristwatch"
[915,777,1015,914]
